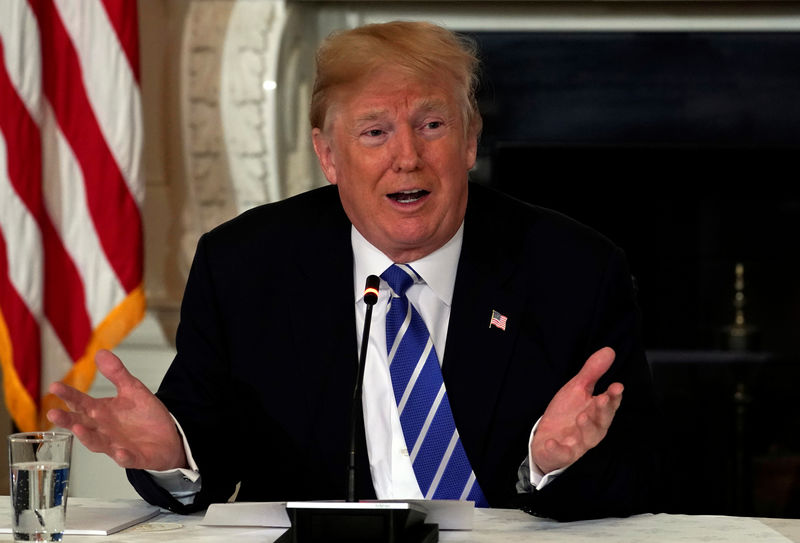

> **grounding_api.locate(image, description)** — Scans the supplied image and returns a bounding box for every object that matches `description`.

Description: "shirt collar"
[352,223,464,306]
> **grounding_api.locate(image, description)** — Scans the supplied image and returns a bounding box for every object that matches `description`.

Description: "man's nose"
[391,126,422,173]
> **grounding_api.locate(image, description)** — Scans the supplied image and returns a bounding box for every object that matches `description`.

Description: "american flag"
[489,310,507,331]
[0,0,144,431]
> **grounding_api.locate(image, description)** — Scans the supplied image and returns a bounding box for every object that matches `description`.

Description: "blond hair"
[310,21,482,136]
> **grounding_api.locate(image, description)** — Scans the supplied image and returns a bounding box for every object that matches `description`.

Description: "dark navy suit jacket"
[128,183,658,521]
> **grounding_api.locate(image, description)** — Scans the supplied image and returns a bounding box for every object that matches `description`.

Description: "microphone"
[278,274,436,543]
[347,275,380,502]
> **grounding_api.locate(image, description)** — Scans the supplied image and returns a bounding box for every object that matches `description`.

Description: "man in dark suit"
[47,21,656,521]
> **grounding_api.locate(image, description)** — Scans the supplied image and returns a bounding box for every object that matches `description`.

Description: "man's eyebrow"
[351,98,450,125]
[354,109,389,124]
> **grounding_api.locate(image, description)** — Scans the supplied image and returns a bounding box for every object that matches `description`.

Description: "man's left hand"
[531,347,623,475]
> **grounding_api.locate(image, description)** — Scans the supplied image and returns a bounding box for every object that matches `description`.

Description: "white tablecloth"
[1,498,798,543]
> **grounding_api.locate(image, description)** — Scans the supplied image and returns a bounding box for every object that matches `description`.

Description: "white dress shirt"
[352,223,463,498]
[150,223,561,503]
[351,225,559,499]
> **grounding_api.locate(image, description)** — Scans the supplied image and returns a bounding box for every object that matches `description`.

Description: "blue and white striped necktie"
[381,263,488,506]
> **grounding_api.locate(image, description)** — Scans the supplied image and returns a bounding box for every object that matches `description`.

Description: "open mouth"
[387,189,430,204]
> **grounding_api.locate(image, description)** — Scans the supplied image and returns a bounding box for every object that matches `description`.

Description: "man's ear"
[465,132,478,171]
[312,127,338,185]
[465,120,480,170]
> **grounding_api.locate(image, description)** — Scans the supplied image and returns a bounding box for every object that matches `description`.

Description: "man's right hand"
[46,349,187,471]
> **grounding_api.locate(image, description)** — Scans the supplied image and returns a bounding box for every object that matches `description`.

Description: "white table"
[1,499,798,542]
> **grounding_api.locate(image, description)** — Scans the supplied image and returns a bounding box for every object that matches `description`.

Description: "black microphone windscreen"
[363,275,380,306]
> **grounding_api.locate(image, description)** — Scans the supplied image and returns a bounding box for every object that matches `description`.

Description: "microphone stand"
[347,275,378,501]
[278,275,437,543]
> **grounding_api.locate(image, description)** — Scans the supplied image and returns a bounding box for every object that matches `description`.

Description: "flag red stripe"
[30,0,143,294]
[41,219,92,360]
[0,33,92,364]
[0,38,41,401]
[0,40,41,401]
[101,0,140,83]
[0,213,41,403]
[0,37,44,221]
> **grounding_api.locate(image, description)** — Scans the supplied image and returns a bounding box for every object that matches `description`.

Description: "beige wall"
[140,0,206,343]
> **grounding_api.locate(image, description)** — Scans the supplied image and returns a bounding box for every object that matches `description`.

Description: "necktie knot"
[380,264,418,297]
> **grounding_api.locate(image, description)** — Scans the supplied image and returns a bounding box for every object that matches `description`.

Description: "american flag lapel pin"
[489,309,508,330]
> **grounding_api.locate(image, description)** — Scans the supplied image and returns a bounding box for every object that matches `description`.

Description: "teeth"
[388,189,428,203]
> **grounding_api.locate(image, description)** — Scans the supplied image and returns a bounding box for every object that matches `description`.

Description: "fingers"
[70,422,109,451]
[47,415,115,460]
[56,420,133,468]
[573,347,616,392]
[606,382,624,410]
[533,349,624,473]
[544,438,573,461]
[532,438,575,474]
[46,409,100,443]
[597,383,623,425]
[537,397,621,472]
[48,350,135,409]
[46,408,77,429]
[110,448,137,468]
[95,349,137,393]
[580,386,624,442]
[52,418,139,468]
[48,381,94,413]
[606,381,624,398]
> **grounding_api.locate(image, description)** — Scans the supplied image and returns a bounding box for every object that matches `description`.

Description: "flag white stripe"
[39,319,73,398]
[41,103,126,328]
[396,337,433,416]
[54,0,144,205]
[410,382,446,463]
[425,429,460,500]
[0,132,43,321]
[0,0,43,125]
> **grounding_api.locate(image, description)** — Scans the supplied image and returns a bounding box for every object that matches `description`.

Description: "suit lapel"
[443,184,529,475]
[287,187,373,496]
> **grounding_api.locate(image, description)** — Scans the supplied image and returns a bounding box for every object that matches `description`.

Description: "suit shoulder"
[200,185,344,252]
[468,182,620,261]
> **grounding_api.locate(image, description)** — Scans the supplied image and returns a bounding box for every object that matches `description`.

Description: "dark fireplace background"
[468,31,800,517]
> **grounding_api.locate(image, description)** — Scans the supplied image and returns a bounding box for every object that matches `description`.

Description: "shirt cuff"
[527,418,566,490]
[144,414,201,505]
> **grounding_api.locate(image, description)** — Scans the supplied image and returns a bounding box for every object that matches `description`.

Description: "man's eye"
[426,121,443,130]
[365,129,384,137]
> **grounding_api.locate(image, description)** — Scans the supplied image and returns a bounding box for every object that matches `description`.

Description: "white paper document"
[0,498,160,535]
[201,501,290,528]
[201,499,474,530]
[382,499,474,530]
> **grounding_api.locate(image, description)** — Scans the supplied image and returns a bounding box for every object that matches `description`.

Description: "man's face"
[312,70,477,263]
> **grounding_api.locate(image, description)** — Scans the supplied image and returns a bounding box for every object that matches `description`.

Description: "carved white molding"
[320,2,800,32]
[273,5,327,198]
[179,0,237,274]
[176,0,325,284]
[221,1,325,211]
[220,1,284,211]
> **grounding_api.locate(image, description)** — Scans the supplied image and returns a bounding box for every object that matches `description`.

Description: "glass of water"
[8,432,73,542]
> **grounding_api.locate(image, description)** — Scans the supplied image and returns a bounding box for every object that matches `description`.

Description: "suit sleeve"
[127,233,240,513]
[514,246,660,521]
